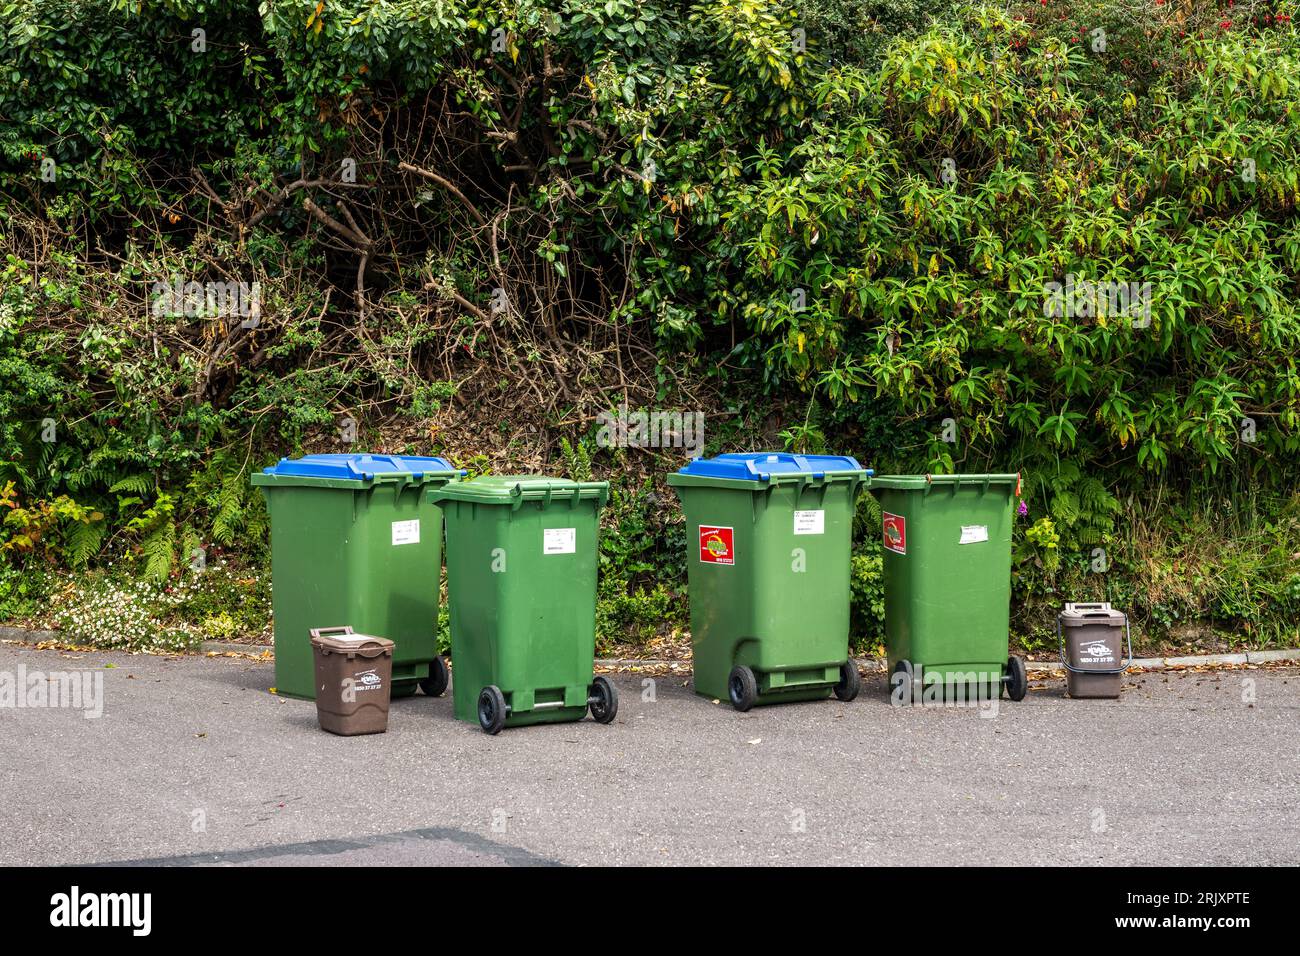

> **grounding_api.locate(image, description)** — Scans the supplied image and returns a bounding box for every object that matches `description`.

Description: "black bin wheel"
[478,685,508,735]
[834,659,861,702]
[588,675,619,724]
[1005,655,1028,702]
[728,665,758,712]
[419,655,449,697]
[890,659,916,705]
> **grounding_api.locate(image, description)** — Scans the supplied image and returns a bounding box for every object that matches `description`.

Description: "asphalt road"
[1,643,1297,866]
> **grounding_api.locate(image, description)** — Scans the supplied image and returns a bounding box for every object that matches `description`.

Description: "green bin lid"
[431,475,610,506]
[870,473,1021,495]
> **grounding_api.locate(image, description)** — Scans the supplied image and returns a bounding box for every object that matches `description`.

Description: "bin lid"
[252,453,463,487]
[870,473,1021,494]
[431,475,610,506]
[671,453,870,482]
[310,634,394,656]
[1059,602,1128,625]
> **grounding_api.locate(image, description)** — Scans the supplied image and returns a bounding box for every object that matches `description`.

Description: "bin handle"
[764,472,811,489]
[764,469,869,487]
[743,455,819,482]
[1058,618,1133,675]
[346,457,414,486]
[309,625,355,639]
[506,480,609,510]
[923,473,1019,487]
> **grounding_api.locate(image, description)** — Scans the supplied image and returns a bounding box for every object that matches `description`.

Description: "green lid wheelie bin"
[667,453,873,711]
[429,476,618,735]
[869,473,1027,703]
[251,454,463,700]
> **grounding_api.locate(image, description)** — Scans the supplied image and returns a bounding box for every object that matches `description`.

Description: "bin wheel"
[478,685,508,735]
[419,656,449,698]
[728,665,758,712]
[588,676,619,724]
[890,660,917,706]
[834,659,861,702]
[1005,655,1028,702]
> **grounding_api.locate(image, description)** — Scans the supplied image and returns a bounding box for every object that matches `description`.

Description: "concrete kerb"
[1,627,1298,673]
[0,626,60,643]
[252,649,1293,672]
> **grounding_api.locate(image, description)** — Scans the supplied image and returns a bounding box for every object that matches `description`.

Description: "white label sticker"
[793,510,825,535]
[959,525,989,545]
[543,528,576,554]
[391,519,420,546]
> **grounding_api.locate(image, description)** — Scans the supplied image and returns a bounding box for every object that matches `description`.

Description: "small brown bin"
[309,626,395,735]
[1058,603,1131,699]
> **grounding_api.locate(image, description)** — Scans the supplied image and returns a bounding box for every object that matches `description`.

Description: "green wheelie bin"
[251,454,463,700]
[429,476,618,735]
[869,473,1027,704]
[667,453,872,711]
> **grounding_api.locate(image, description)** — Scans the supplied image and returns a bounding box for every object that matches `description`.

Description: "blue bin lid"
[675,452,870,482]
[260,454,458,482]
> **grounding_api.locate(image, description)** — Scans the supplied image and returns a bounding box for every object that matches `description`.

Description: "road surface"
[1,643,1296,866]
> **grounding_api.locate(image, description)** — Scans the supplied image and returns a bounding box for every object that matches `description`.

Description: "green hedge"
[2,1,1298,649]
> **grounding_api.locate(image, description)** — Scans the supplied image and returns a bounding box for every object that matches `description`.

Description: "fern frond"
[110,474,153,495]
[1050,491,1081,527]
[244,496,269,545]
[141,522,176,581]
[64,520,106,568]
[211,472,246,545]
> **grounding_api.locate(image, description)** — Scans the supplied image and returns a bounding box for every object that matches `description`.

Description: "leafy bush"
[2,0,1298,650]
[849,546,885,652]
[51,574,200,651]
[0,561,53,621]
[596,577,680,652]
[47,560,270,651]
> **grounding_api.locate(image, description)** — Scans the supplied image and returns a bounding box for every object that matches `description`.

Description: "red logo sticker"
[882,513,906,555]
[699,525,734,565]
